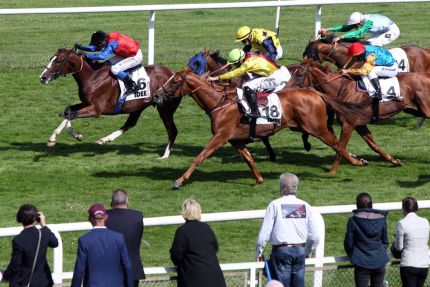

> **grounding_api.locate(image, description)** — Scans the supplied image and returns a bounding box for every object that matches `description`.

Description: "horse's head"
[287,59,333,88]
[187,49,228,76]
[154,68,193,106]
[39,48,84,84]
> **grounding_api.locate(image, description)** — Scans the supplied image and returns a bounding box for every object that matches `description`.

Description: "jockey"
[235,26,283,62]
[319,12,400,47]
[341,42,399,120]
[75,31,142,93]
[207,49,290,118]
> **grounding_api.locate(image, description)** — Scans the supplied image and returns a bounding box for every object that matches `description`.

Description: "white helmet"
[347,12,363,25]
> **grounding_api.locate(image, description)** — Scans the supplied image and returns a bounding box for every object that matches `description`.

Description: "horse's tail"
[319,93,372,126]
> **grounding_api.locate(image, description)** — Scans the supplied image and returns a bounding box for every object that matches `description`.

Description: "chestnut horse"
[39,48,181,159]
[154,69,368,188]
[189,49,312,161]
[287,59,430,173]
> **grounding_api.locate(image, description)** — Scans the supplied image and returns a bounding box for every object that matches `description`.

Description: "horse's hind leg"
[96,110,144,145]
[355,125,401,166]
[262,137,276,161]
[230,141,264,185]
[157,98,181,159]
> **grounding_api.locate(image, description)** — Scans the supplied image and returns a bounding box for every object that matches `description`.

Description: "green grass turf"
[1,0,430,276]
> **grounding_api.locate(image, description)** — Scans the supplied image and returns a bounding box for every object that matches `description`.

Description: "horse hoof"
[304,142,312,152]
[360,159,369,166]
[394,159,402,167]
[47,140,56,147]
[172,181,182,189]
[75,134,83,141]
[269,155,276,162]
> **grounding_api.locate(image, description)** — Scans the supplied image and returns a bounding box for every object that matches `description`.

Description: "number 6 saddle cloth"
[236,88,283,125]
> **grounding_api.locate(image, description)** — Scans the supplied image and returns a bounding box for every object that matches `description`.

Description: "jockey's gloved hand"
[74,43,84,50]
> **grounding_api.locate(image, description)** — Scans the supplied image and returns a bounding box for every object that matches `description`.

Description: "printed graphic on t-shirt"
[281,204,306,218]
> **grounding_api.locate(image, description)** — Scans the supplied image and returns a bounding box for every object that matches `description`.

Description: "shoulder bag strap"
[26,228,41,287]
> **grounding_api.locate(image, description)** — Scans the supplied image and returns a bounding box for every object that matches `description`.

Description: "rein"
[46,53,84,79]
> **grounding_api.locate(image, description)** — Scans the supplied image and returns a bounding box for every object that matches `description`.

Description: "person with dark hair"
[393,197,429,287]
[344,192,389,287]
[170,198,226,287]
[256,173,319,287]
[106,189,145,287]
[3,204,58,287]
[75,30,142,93]
[71,203,133,287]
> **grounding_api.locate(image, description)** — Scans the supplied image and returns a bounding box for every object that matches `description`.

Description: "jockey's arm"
[341,20,373,39]
[345,54,376,75]
[218,62,251,81]
[327,24,354,33]
[85,41,119,61]
[76,44,98,52]
[261,38,278,62]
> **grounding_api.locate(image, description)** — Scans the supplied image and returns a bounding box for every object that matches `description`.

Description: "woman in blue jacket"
[344,192,389,287]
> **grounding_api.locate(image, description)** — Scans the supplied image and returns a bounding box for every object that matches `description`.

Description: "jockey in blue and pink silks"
[75,31,142,92]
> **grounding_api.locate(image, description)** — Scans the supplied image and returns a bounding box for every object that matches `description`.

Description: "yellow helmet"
[235,26,252,42]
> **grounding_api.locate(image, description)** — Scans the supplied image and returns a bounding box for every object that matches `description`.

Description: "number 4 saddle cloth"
[358,76,403,102]
[236,88,283,125]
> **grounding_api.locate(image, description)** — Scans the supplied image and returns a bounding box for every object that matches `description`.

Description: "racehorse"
[39,48,181,159]
[303,34,430,128]
[154,68,368,188]
[287,59,430,173]
[189,49,312,161]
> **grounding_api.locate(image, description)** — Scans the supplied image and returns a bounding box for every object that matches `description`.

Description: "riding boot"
[370,78,382,122]
[243,87,260,118]
[123,76,137,93]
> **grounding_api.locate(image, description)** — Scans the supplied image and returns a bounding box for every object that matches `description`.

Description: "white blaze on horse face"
[39,55,57,83]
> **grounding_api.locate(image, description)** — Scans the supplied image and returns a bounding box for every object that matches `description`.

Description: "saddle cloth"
[118,66,151,100]
[359,76,402,101]
[389,47,410,73]
[237,88,282,125]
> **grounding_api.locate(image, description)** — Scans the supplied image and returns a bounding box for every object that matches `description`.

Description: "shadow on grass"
[397,175,430,188]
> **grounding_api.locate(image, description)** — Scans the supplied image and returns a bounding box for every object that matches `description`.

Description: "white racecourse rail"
[0,0,429,65]
[1,201,430,286]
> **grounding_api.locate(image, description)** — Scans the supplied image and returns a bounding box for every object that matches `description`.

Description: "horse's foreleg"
[262,137,276,161]
[157,101,180,160]
[96,111,143,145]
[47,119,69,147]
[65,120,82,141]
[355,125,401,166]
[230,141,264,185]
[173,134,227,189]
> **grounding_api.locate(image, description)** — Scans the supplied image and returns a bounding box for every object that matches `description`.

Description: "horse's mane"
[207,50,227,65]
[304,58,334,74]
[57,48,110,70]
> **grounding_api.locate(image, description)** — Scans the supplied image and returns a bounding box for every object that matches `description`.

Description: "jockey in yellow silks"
[207,49,290,118]
[235,26,283,62]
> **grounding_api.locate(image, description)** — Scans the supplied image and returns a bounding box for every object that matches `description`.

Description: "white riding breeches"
[368,62,399,79]
[242,66,291,92]
[367,23,400,47]
[109,49,143,75]
[275,45,283,61]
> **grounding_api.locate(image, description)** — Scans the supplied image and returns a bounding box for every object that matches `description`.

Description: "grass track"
[1,0,430,277]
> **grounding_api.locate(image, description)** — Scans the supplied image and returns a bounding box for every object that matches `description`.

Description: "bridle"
[45,51,84,80]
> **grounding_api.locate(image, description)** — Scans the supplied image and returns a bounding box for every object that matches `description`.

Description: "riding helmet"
[235,26,252,42]
[348,42,365,57]
[227,48,245,64]
[347,12,363,25]
[90,30,108,47]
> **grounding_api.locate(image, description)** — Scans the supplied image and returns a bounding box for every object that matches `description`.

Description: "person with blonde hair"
[170,198,226,287]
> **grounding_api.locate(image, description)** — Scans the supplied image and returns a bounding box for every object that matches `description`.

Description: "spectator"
[3,204,59,287]
[71,203,133,287]
[106,189,145,287]
[266,279,284,287]
[256,172,319,287]
[170,198,226,287]
[344,192,389,287]
[394,197,429,287]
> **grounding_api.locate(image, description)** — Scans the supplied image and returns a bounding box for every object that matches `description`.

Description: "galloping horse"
[303,34,430,72]
[39,48,181,158]
[287,59,430,173]
[189,49,312,161]
[154,68,368,188]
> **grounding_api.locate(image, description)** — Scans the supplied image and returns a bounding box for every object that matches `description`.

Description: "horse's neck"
[312,70,359,100]
[74,61,110,88]
[188,76,231,112]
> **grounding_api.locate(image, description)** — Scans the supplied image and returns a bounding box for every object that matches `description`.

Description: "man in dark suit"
[106,189,145,287]
[71,203,133,287]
